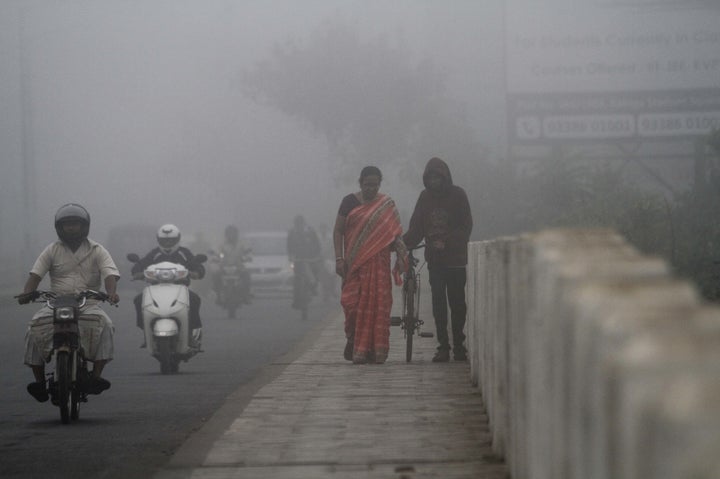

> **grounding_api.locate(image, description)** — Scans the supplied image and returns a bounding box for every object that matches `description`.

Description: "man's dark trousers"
[428,265,467,353]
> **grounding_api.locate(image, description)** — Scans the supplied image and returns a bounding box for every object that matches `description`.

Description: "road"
[0,285,336,479]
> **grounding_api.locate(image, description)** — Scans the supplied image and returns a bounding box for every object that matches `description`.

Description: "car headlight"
[56,307,75,321]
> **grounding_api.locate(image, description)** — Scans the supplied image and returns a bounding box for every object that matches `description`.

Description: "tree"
[242,22,488,184]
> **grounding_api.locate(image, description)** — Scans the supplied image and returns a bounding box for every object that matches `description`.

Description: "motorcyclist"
[287,215,322,308]
[17,203,120,402]
[131,224,205,348]
[212,225,252,304]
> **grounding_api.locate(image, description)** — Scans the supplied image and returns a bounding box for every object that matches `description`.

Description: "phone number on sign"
[543,115,635,139]
[638,112,720,137]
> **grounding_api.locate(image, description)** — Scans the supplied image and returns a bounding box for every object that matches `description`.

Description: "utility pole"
[18,0,37,265]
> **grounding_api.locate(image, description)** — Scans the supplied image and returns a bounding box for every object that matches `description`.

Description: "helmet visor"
[158,237,179,249]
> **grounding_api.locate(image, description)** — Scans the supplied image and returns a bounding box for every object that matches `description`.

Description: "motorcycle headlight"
[56,307,75,321]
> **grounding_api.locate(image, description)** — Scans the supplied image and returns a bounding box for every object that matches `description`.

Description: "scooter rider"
[17,203,120,402]
[131,224,205,347]
[212,225,252,304]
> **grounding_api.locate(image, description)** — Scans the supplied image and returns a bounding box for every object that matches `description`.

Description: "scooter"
[127,254,207,374]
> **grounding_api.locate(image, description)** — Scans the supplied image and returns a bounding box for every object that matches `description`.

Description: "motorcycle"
[209,249,252,319]
[291,258,317,321]
[15,289,114,424]
[126,254,207,374]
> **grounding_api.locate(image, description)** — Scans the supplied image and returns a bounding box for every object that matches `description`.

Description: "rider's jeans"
[428,265,467,352]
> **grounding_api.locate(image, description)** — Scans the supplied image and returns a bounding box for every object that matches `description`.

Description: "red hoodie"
[403,157,473,267]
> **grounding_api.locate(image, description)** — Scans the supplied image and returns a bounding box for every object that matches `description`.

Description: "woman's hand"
[396,254,408,273]
[335,258,346,278]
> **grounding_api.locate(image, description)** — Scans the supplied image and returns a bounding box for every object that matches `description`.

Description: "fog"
[2,0,719,277]
[0,0,500,271]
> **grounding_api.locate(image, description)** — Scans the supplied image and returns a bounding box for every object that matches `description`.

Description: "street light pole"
[18,0,37,264]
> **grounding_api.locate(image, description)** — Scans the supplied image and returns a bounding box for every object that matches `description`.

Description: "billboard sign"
[506,1,720,143]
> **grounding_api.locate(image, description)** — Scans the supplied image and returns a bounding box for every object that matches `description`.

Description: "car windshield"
[245,236,286,256]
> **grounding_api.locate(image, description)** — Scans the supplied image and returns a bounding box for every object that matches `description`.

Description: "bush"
[506,153,720,302]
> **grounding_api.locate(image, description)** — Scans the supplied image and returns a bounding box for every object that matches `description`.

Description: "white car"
[243,231,293,297]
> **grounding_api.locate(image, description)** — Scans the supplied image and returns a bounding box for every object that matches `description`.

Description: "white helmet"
[157,223,181,254]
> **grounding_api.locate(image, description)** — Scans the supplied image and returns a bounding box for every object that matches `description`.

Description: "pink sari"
[341,194,403,363]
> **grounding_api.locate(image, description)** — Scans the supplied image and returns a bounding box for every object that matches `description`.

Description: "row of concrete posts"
[467,228,720,479]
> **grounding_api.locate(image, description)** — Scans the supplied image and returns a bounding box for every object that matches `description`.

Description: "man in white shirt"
[17,204,120,403]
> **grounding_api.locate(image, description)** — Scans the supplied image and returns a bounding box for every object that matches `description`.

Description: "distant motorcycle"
[127,254,207,374]
[15,289,114,424]
[209,249,252,319]
[291,258,317,321]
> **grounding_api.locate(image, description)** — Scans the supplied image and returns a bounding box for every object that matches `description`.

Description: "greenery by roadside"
[495,133,720,302]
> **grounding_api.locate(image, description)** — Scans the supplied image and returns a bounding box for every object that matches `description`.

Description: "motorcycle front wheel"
[157,337,179,374]
[71,373,81,421]
[56,352,72,423]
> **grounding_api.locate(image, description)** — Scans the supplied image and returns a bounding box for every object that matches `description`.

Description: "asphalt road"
[0,285,337,479]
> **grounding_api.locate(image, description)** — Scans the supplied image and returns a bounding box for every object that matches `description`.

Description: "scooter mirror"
[127,253,140,263]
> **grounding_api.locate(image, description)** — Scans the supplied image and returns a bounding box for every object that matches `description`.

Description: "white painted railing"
[467,229,720,479]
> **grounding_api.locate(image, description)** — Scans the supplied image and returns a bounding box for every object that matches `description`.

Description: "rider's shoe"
[27,381,49,403]
[86,376,111,395]
[432,349,450,363]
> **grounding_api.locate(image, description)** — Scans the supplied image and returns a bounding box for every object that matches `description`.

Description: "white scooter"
[127,254,207,374]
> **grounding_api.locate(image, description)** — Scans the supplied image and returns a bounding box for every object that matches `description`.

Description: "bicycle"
[391,244,434,362]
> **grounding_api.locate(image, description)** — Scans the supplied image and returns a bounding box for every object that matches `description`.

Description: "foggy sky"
[0,0,500,262]
[3,0,717,277]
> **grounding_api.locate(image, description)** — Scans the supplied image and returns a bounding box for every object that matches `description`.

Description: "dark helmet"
[54,203,90,244]
[224,225,239,243]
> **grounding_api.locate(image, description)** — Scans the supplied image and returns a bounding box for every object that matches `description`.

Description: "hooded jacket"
[403,157,473,267]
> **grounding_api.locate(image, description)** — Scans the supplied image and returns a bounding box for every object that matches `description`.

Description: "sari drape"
[341,194,403,363]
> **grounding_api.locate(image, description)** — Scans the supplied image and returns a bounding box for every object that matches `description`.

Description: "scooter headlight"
[157,269,176,281]
[56,307,75,321]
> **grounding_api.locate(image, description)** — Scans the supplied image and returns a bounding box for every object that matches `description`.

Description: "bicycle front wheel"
[405,326,414,362]
[404,276,417,363]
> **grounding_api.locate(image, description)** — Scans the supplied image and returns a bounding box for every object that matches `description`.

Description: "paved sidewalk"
[154,299,508,478]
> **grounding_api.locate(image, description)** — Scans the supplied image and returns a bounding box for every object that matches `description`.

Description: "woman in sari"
[333,166,407,364]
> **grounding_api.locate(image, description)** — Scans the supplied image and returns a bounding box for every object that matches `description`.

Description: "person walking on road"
[333,166,407,364]
[403,157,473,362]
